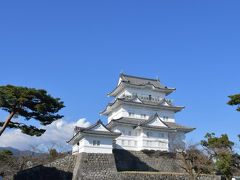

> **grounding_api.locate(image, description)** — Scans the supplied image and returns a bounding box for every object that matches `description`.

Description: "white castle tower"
[68,74,194,154]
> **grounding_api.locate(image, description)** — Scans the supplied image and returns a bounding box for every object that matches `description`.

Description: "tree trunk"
[0,111,15,136]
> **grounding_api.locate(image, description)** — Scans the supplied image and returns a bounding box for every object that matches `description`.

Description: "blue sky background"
[0,1,240,149]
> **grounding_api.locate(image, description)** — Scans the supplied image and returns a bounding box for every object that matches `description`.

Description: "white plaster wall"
[92,124,109,131]
[112,125,169,151]
[168,132,186,152]
[123,105,175,122]
[142,129,168,139]
[147,118,167,127]
[117,87,166,100]
[141,129,169,151]
[108,107,129,122]
[108,104,175,122]
[78,136,113,154]
[72,144,79,154]
[113,125,142,136]
[113,125,142,151]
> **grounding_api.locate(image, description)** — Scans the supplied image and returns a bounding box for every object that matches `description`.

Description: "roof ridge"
[78,119,113,132]
[121,73,159,82]
[140,113,169,127]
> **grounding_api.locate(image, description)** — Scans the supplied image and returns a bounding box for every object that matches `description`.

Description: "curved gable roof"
[107,116,195,133]
[140,113,168,127]
[67,120,121,144]
[108,74,176,97]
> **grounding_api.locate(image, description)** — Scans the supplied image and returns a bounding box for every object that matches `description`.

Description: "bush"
[141,149,175,158]
[0,150,13,156]
[49,149,58,159]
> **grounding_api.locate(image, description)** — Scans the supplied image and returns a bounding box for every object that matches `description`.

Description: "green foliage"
[201,133,234,151]
[201,133,235,179]
[0,150,13,156]
[49,148,58,159]
[0,85,64,136]
[0,121,46,136]
[215,153,233,179]
[228,94,240,111]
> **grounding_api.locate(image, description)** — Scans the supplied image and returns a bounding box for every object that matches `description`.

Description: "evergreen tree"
[228,94,240,111]
[0,85,64,136]
[201,133,235,180]
[0,150,13,156]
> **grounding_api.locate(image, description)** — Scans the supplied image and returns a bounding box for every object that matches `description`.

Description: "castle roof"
[67,120,121,145]
[107,114,195,133]
[121,73,165,89]
[101,96,184,115]
[108,73,175,97]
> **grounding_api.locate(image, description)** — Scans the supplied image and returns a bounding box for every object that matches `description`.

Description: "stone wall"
[120,172,221,180]
[72,153,120,180]
[46,154,76,172]
[113,149,183,172]
[14,155,76,180]
[13,151,221,180]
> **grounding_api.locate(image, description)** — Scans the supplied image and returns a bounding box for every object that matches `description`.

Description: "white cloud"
[0,118,91,152]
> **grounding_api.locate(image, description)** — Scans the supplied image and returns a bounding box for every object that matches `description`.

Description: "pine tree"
[0,85,64,136]
[228,94,240,111]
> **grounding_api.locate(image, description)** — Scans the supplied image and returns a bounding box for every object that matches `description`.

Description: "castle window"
[163,116,169,121]
[129,112,134,117]
[141,114,146,118]
[158,133,164,138]
[97,140,100,146]
[146,132,152,137]
[93,140,100,146]
[149,95,152,100]
[128,131,131,136]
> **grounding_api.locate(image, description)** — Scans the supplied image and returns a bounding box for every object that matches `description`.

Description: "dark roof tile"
[107,116,195,132]
[120,73,166,89]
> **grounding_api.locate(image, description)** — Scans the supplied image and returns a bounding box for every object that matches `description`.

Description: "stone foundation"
[113,149,182,172]
[14,155,76,180]
[72,153,120,180]
[14,150,221,180]
[120,172,221,180]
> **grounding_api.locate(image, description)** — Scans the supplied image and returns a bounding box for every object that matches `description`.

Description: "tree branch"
[0,111,15,136]
[0,121,46,136]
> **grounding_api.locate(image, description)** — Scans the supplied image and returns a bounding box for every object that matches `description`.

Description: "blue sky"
[0,1,240,149]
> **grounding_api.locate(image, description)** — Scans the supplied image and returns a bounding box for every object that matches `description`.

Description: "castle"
[67,74,194,154]
[15,74,221,180]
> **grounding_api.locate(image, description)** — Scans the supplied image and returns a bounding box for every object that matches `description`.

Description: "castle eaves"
[67,120,121,145]
[107,116,195,133]
[108,73,176,97]
[101,97,184,115]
